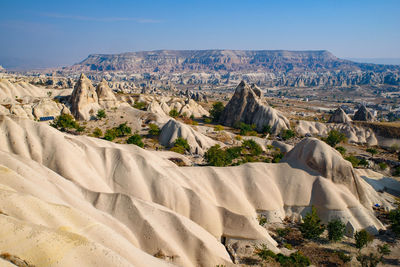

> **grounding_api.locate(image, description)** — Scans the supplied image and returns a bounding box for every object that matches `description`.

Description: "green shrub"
[378,244,391,256]
[50,114,80,131]
[93,127,103,138]
[277,227,291,238]
[226,146,242,160]
[205,144,231,166]
[258,215,267,226]
[280,129,295,141]
[235,135,242,141]
[388,208,400,236]
[169,109,179,118]
[354,229,374,250]
[345,155,360,167]
[127,133,144,148]
[204,117,212,124]
[262,125,272,135]
[148,123,160,136]
[234,122,256,135]
[359,158,369,167]
[214,125,224,131]
[299,206,325,239]
[327,218,345,242]
[133,101,146,110]
[255,244,276,261]
[115,122,132,137]
[378,162,388,170]
[366,148,378,157]
[356,252,381,267]
[393,166,400,176]
[272,153,284,163]
[174,137,189,151]
[96,109,106,119]
[170,137,190,154]
[241,139,263,156]
[170,145,186,154]
[104,129,117,141]
[210,102,224,122]
[335,251,351,263]
[283,243,292,250]
[336,146,346,155]
[255,245,310,267]
[325,130,347,147]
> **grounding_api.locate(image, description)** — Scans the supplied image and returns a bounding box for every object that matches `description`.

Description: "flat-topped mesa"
[354,105,374,121]
[96,78,118,109]
[328,107,352,123]
[70,73,101,121]
[218,80,290,134]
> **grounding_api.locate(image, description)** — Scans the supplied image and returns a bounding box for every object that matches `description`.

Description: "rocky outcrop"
[179,99,209,118]
[354,105,374,121]
[282,137,369,206]
[96,79,118,108]
[219,81,290,134]
[328,107,352,123]
[65,50,400,87]
[70,74,101,120]
[32,99,69,119]
[159,119,219,155]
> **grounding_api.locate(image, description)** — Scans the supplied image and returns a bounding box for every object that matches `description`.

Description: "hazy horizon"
[1,0,399,70]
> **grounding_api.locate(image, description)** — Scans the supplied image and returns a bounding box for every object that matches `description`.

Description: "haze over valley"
[1,1,400,266]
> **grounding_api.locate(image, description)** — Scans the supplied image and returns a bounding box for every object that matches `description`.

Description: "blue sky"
[0,0,399,69]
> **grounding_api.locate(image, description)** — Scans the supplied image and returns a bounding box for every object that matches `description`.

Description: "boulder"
[70,73,101,121]
[179,99,209,118]
[328,107,352,123]
[219,81,290,134]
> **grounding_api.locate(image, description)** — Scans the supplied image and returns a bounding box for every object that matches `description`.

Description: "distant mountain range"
[66,50,400,74]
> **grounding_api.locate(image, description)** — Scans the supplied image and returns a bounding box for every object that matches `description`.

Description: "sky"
[0,0,399,69]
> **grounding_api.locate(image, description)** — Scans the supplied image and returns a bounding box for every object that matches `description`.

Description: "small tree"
[355,229,373,250]
[378,162,388,170]
[299,206,325,239]
[115,122,132,137]
[280,129,295,141]
[205,145,231,166]
[325,130,347,147]
[96,109,106,119]
[50,113,80,132]
[327,218,346,242]
[214,125,224,131]
[262,125,272,135]
[127,133,144,148]
[241,139,262,156]
[148,123,160,136]
[366,148,378,157]
[169,109,179,118]
[133,101,146,110]
[104,129,117,141]
[170,137,190,154]
[210,101,224,122]
[336,146,346,155]
[388,208,400,236]
[93,127,103,138]
[345,155,360,167]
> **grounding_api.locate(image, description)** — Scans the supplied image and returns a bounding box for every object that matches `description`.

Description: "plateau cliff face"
[65,50,400,86]
[69,50,399,74]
